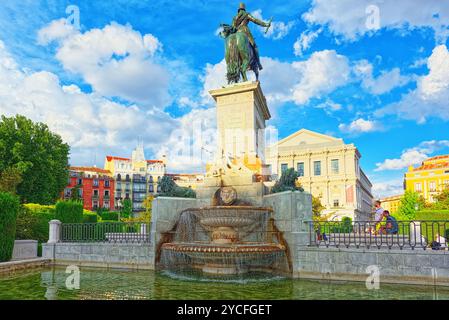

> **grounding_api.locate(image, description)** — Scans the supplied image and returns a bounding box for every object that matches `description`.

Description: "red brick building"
[63,167,115,211]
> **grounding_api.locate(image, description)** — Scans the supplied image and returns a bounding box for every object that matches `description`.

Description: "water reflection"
[0,266,448,300]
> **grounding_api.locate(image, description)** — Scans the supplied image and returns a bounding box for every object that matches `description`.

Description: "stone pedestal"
[12,240,38,260]
[48,220,61,244]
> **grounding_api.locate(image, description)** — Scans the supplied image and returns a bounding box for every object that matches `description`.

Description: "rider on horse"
[232,3,271,71]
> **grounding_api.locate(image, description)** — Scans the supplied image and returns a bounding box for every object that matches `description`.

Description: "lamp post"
[116,197,123,221]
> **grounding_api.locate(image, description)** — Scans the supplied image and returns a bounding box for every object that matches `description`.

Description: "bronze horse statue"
[220,24,260,84]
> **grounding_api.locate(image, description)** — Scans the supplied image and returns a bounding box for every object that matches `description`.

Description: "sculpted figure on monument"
[220,3,272,84]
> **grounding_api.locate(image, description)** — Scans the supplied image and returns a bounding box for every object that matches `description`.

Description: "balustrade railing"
[60,222,151,243]
[307,220,449,250]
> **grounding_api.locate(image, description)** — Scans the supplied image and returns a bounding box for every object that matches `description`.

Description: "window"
[104,190,110,197]
[93,201,99,210]
[297,162,304,177]
[78,188,83,197]
[314,161,321,176]
[157,185,161,193]
[93,179,99,187]
[333,199,339,208]
[415,183,422,192]
[93,190,99,197]
[77,178,83,185]
[281,163,288,173]
[116,174,121,181]
[64,188,72,197]
[331,159,339,174]
[104,180,110,187]
[149,176,154,183]
[149,184,154,193]
[429,181,436,192]
[103,201,110,209]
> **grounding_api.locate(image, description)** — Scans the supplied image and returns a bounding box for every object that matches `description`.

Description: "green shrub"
[415,210,449,221]
[330,217,353,233]
[0,192,20,262]
[82,213,98,223]
[445,229,449,239]
[100,211,119,221]
[55,200,83,223]
[15,205,55,243]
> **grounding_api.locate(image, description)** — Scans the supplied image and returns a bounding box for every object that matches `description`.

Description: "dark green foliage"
[55,200,83,223]
[445,229,449,240]
[82,213,98,223]
[271,168,304,194]
[415,210,449,220]
[0,115,70,204]
[158,176,196,198]
[0,166,23,194]
[330,217,353,233]
[120,199,133,219]
[100,211,119,221]
[397,190,425,220]
[70,185,82,201]
[15,205,54,243]
[0,192,20,262]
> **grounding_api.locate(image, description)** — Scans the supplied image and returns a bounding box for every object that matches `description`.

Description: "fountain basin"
[161,242,285,275]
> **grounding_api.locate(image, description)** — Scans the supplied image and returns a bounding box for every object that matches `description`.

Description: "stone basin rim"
[181,206,274,212]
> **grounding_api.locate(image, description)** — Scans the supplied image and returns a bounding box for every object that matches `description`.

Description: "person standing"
[372,200,384,235]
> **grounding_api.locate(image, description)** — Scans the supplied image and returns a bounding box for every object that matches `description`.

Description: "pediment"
[270,129,343,148]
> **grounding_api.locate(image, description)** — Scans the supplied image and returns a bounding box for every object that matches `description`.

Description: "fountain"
[154,82,292,277]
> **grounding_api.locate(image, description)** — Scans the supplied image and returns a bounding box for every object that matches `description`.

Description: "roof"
[106,156,130,162]
[426,155,449,161]
[70,167,112,175]
[414,162,449,171]
[106,156,163,164]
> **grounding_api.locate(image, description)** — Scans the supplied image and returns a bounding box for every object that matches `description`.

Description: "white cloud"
[375,140,449,171]
[294,28,322,56]
[0,39,180,167]
[201,50,351,109]
[200,50,351,108]
[38,20,170,107]
[155,108,217,173]
[338,118,381,134]
[354,60,412,94]
[303,0,449,43]
[292,50,351,104]
[372,178,405,199]
[377,45,449,122]
[252,10,295,40]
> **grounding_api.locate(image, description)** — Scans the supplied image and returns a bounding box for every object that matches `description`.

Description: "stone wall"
[295,246,449,286]
[12,240,38,260]
[262,191,313,273]
[42,243,154,270]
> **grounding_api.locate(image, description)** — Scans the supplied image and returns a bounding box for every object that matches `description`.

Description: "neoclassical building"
[265,129,373,221]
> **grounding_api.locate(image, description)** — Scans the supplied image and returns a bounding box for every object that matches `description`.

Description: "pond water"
[0,266,448,300]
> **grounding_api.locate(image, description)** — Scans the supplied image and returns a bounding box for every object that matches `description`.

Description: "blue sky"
[0,0,448,198]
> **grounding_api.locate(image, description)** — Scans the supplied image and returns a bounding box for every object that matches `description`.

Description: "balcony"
[92,194,99,200]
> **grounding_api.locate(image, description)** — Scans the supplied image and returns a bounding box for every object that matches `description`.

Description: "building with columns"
[265,129,373,221]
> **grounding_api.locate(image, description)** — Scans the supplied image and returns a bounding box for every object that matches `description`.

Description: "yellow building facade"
[404,155,449,203]
[265,129,373,221]
[379,194,403,214]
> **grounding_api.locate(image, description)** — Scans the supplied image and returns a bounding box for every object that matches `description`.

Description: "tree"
[142,194,154,222]
[70,184,81,201]
[271,168,304,194]
[432,187,449,210]
[0,115,70,204]
[397,190,425,220]
[312,196,325,217]
[0,166,23,194]
[120,198,133,219]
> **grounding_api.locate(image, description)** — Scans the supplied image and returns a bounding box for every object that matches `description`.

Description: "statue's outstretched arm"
[248,14,270,27]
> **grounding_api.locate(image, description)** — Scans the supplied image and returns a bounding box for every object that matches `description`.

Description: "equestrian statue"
[220,3,272,84]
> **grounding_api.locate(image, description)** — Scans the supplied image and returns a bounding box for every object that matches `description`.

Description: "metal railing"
[60,222,151,243]
[308,220,449,250]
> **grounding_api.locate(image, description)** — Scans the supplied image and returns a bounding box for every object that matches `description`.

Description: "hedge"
[415,210,449,221]
[55,200,83,223]
[100,211,119,221]
[15,206,54,244]
[0,192,20,262]
[82,213,98,223]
